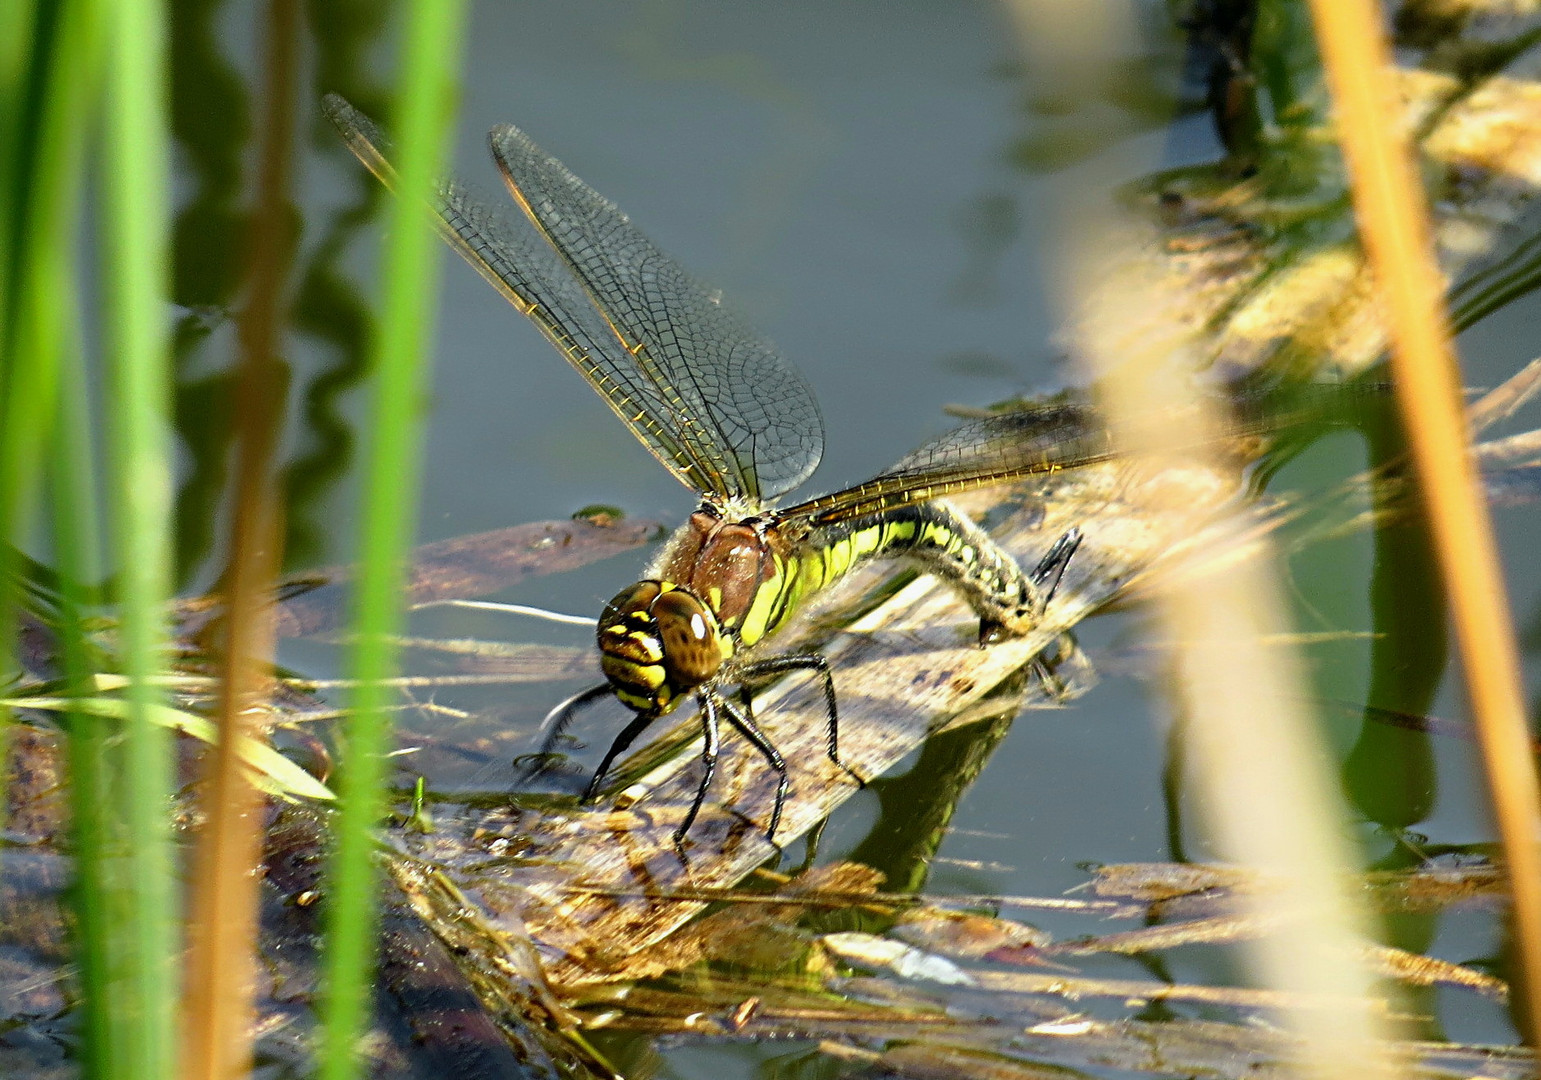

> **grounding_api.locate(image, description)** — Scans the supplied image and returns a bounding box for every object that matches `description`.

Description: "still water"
[169,0,1541,1068]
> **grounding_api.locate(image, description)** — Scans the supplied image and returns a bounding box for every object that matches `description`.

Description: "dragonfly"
[325,94,1108,850]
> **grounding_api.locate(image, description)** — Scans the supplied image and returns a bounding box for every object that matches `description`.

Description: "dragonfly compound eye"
[650,587,726,691]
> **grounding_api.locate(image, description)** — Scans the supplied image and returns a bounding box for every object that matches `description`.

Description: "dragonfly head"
[598,580,726,715]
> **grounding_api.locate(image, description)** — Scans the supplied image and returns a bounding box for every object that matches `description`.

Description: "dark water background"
[165,0,1541,1065]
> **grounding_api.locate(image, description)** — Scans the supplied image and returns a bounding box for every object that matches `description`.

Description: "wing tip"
[321,91,360,129]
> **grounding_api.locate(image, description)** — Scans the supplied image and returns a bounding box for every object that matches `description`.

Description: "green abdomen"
[734,501,1036,648]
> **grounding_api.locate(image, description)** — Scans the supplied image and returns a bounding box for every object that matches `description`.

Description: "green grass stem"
[0,4,49,840]
[100,0,177,1074]
[0,1,40,360]
[4,0,101,535]
[2,13,113,1077]
[51,321,117,1074]
[14,0,110,1068]
[319,2,469,1076]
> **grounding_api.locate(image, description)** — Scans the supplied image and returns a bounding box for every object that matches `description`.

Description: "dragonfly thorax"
[598,580,728,715]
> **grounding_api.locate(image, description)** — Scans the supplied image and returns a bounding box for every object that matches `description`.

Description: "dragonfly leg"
[1026,651,1069,701]
[737,654,866,787]
[1029,526,1083,609]
[791,815,829,875]
[674,692,722,851]
[720,693,789,844]
[522,682,612,783]
[582,708,662,803]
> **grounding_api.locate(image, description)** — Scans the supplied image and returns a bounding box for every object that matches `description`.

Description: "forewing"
[490,124,824,501]
[324,94,723,497]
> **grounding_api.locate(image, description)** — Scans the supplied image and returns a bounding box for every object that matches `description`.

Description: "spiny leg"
[1030,526,1082,609]
[521,682,612,783]
[791,815,829,875]
[737,653,865,787]
[582,708,661,803]
[1026,652,1067,701]
[674,692,722,849]
[1012,531,1083,696]
[719,694,789,843]
[1029,630,1084,703]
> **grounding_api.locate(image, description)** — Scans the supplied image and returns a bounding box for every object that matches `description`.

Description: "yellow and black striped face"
[597,580,727,715]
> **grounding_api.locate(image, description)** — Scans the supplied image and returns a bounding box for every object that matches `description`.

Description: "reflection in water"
[949,192,1020,307]
[169,0,250,582]
[845,668,1038,897]
[1345,404,1443,830]
[283,197,373,569]
[168,0,391,580]
[283,2,395,568]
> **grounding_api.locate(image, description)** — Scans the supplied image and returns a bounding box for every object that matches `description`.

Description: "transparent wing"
[325,94,823,500]
[782,403,1120,525]
[781,382,1355,525]
[490,124,823,501]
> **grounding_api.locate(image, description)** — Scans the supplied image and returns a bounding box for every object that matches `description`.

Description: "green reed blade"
[319,3,468,1078]
[0,2,45,812]
[0,1,39,358]
[100,0,176,1074]
[4,3,111,1071]
[4,0,106,613]
[51,316,118,1074]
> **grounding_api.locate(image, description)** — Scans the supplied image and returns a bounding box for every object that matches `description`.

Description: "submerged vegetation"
[6,1,1541,1078]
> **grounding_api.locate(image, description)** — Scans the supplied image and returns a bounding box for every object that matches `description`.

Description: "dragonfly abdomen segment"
[735,502,1039,649]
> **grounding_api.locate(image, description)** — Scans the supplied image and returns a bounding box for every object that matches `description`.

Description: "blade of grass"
[102,0,177,1073]
[1306,0,1541,1044]
[8,0,110,1069]
[10,696,335,802]
[52,316,117,1076]
[319,3,469,1077]
[15,0,110,1072]
[0,1,40,360]
[0,3,48,852]
[1098,354,1399,1080]
[2,4,87,562]
[178,0,299,1075]
[6,2,109,566]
